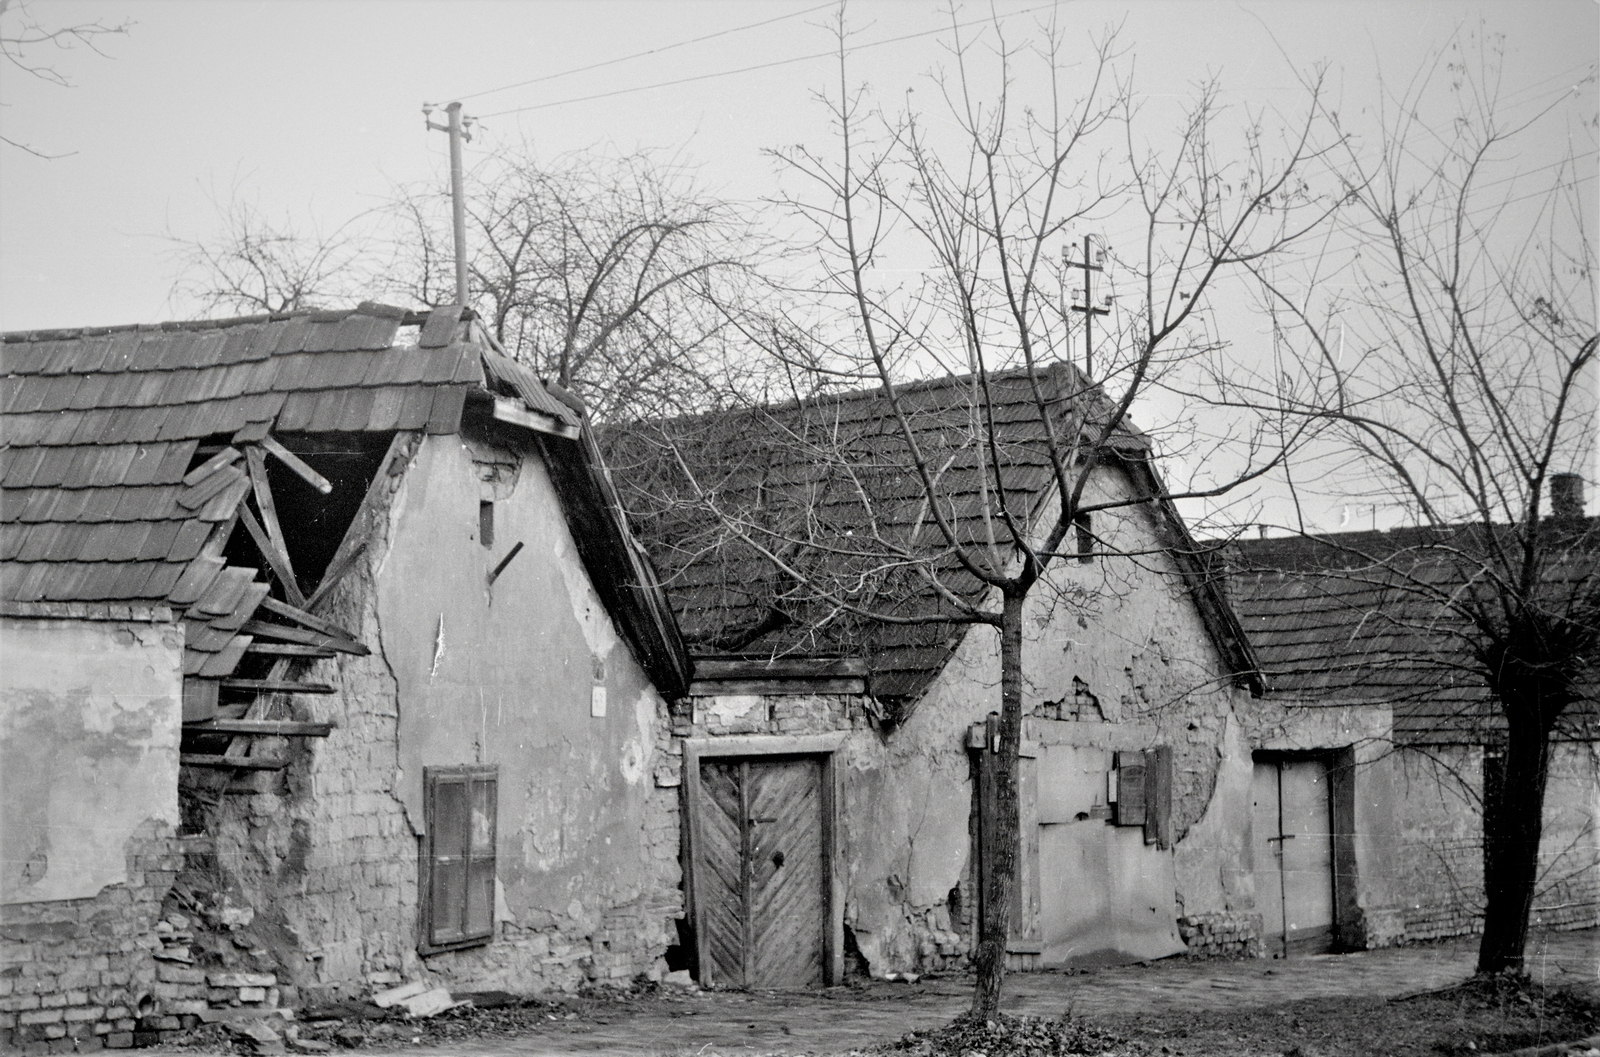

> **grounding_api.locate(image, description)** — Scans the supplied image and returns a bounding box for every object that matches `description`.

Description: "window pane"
[430,858,465,944]
[465,859,495,938]
[470,778,496,854]
[433,779,468,860]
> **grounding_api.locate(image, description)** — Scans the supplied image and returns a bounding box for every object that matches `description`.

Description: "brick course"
[0,820,177,1053]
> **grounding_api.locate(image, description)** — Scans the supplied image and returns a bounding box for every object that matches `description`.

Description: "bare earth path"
[331,929,1599,1057]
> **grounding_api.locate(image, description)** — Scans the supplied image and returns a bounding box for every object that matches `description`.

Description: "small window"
[422,765,497,953]
[1074,512,1094,563]
[479,501,495,548]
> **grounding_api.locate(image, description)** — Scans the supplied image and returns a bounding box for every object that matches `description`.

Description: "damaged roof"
[1228,525,1600,744]
[608,360,1259,706]
[1,303,689,697]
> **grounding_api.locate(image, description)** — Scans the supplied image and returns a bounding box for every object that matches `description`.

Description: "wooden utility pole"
[1069,236,1108,378]
[424,101,474,306]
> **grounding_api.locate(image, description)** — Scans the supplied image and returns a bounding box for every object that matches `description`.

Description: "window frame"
[419,764,498,955]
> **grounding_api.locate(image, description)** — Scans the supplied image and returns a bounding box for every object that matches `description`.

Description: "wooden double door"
[692,755,829,989]
[1251,756,1336,956]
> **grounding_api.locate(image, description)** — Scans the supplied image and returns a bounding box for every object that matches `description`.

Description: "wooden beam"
[262,435,332,494]
[257,595,356,639]
[244,642,338,658]
[305,542,365,611]
[238,502,308,609]
[185,720,334,737]
[219,678,337,695]
[492,396,580,439]
[687,677,865,697]
[694,657,868,681]
[245,446,307,607]
[181,753,288,771]
[240,619,368,656]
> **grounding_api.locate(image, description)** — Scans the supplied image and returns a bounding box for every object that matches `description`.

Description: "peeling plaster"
[0,617,182,905]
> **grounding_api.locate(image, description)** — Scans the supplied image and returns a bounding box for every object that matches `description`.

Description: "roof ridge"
[1,302,426,344]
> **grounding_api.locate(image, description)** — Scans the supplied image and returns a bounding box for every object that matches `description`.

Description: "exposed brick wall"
[0,820,181,1054]
[1178,912,1262,958]
[1393,743,1599,942]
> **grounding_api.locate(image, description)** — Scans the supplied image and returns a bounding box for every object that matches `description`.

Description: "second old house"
[1,303,695,1028]
[607,362,1412,986]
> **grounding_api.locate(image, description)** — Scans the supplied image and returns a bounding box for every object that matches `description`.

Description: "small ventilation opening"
[479,501,495,548]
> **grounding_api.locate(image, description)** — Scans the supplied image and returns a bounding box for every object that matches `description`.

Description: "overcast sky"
[1,0,1595,526]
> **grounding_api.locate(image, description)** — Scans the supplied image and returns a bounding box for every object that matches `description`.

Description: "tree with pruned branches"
[613,8,1343,1017]
[1209,32,1598,975]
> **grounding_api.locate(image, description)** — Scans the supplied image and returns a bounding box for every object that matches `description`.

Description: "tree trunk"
[972,589,1025,1019]
[1477,709,1553,974]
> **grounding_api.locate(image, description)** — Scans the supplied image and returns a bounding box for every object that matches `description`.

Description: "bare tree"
[167,193,374,315]
[616,9,1340,1017]
[168,143,770,422]
[1214,32,1599,974]
[0,0,129,158]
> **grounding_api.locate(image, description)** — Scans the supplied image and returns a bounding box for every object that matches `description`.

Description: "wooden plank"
[684,733,848,759]
[181,753,288,771]
[262,434,332,494]
[218,678,336,695]
[245,642,337,658]
[688,677,865,696]
[492,396,580,439]
[182,677,219,722]
[240,619,368,655]
[694,658,867,681]
[184,720,334,737]
[181,446,242,487]
[747,758,825,989]
[239,502,307,609]
[244,446,307,607]
[257,596,359,641]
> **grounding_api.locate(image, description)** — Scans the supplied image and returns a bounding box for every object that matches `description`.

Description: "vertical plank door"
[1251,757,1335,956]
[696,756,826,988]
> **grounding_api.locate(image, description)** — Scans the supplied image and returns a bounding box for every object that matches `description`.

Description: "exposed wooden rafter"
[244,445,307,608]
[262,434,333,494]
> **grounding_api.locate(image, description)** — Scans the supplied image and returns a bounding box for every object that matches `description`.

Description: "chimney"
[1550,472,1584,520]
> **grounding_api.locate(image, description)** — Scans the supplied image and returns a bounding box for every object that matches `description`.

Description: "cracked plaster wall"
[1,617,183,906]
[839,468,1257,973]
[206,426,679,1000]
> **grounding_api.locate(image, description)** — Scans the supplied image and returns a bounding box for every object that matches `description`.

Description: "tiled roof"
[1,303,581,684]
[609,361,1258,707]
[1228,525,1600,743]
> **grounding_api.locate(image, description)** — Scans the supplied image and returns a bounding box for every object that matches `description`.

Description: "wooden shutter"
[1143,745,1173,849]
[1112,751,1146,826]
[423,765,497,952]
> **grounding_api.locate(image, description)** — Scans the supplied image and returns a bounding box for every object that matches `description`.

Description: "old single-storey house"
[0,304,694,1049]
[607,362,1412,984]
[1228,505,1599,946]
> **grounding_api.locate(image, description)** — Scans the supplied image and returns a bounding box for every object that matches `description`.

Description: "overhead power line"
[452,1,836,103]
[478,2,1062,119]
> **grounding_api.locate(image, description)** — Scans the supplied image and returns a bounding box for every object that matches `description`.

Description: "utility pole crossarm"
[1069,235,1109,379]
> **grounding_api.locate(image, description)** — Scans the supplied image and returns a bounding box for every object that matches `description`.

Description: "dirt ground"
[157,927,1599,1057]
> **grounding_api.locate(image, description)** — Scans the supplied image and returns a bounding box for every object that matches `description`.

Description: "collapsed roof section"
[1,304,691,725]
